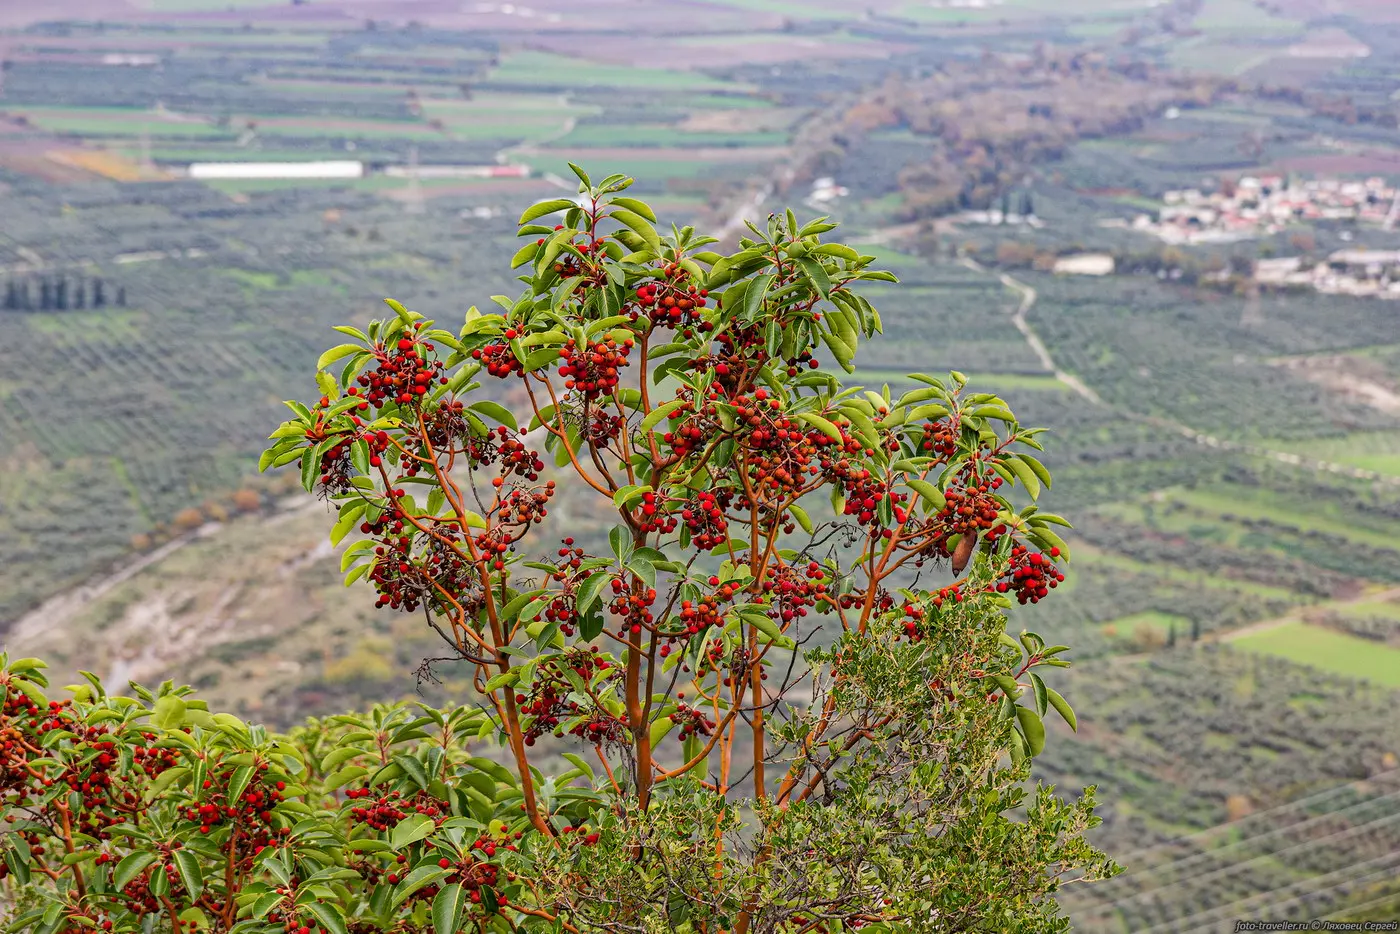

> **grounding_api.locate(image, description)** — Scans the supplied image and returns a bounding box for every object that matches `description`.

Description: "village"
[1255,248,1400,299]
[1114,174,1400,244]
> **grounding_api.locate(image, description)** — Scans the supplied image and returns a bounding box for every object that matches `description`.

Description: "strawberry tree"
[0,655,607,934]
[0,166,1113,934]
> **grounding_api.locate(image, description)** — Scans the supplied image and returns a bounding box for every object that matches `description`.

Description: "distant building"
[384,164,529,179]
[1053,253,1114,276]
[187,161,365,180]
[100,54,161,66]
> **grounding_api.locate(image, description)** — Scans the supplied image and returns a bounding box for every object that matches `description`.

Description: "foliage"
[248,168,1116,931]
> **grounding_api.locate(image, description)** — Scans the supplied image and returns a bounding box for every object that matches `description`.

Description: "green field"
[1233,621,1400,687]
[1192,0,1304,35]
[486,52,750,92]
[1096,484,1400,555]
[708,0,866,22]
[554,124,788,148]
[1278,431,1400,478]
[1102,610,1191,638]
[145,0,297,11]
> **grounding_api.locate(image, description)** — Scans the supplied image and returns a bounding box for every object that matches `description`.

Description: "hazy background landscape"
[4,0,1400,928]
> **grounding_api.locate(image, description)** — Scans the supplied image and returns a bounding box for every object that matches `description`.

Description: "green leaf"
[795,412,842,443]
[1019,453,1052,490]
[613,484,651,509]
[1008,725,1027,768]
[1046,687,1077,732]
[1004,456,1041,500]
[227,765,255,806]
[113,852,157,891]
[3,847,30,886]
[609,209,661,250]
[1029,673,1049,717]
[302,901,348,934]
[390,866,452,910]
[608,196,656,222]
[465,399,518,431]
[519,199,578,226]
[300,447,318,493]
[788,502,814,535]
[566,163,591,188]
[639,399,685,436]
[325,766,369,791]
[739,609,794,650]
[173,849,204,899]
[576,570,610,615]
[906,479,946,513]
[153,695,186,730]
[317,344,364,371]
[389,814,436,851]
[330,503,367,548]
[1015,705,1046,757]
[648,716,676,749]
[744,273,775,321]
[483,671,520,693]
[385,298,415,326]
[432,884,467,934]
[510,241,539,269]
[798,257,831,298]
[561,753,594,780]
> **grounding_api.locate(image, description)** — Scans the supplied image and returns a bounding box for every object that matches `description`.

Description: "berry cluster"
[315,438,358,496]
[559,824,601,847]
[470,426,545,481]
[180,768,285,844]
[343,787,445,832]
[680,490,729,550]
[672,702,715,742]
[758,562,828,625]
[422,400,470,451]
[517,650,614,744]
[472,341,523,379]
[672,592,725,642]
[635,490,677,535]
[368,511,431,613]
[831,463,910,539]
[585,410,626,447]
[838,586,896,617]
[917,418,960,459]
[496,483,554,527]
[901,603,925,641]
[355,326,448,409]
[608,576,658,638]
[538,539,588,636]
[633,272,708,330]
[995,546,1064,605]
[661,396,707,459]
[558,336,632,400]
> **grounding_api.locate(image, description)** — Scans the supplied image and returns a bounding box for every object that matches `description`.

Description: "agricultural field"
[1232,621,1400,687]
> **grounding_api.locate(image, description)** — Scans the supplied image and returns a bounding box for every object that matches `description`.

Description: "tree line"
[1,275,126,312]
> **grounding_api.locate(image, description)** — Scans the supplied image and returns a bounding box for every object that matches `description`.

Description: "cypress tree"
[3,281,15,311]
[93,279,106,308]
[74,282,86,309]
[39,279,52,311]
[55,278,68,311]
[116,286,127,307]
